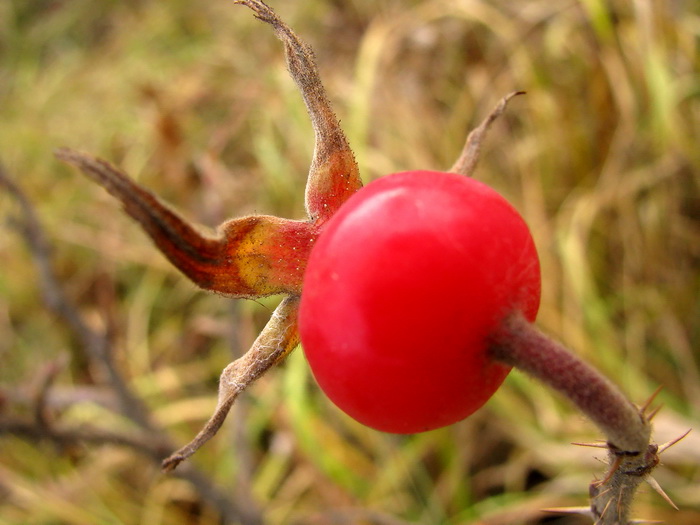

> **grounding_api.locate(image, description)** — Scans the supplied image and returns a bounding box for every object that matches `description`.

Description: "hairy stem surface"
[489,313,656,524]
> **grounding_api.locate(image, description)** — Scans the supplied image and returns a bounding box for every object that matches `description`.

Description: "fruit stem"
[489,312,657,524]
[489,312,650,452]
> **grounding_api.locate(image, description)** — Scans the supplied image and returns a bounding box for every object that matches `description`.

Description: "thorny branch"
[0,163,263,525]
[490,313,688,524]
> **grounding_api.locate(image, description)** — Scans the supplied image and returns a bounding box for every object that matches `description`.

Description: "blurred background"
[1,0,698,523]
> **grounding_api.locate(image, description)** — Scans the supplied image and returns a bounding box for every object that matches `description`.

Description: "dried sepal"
[55,148,318,297]
[232,0,362,221]
[450,91,525,176]
[162,295,300,472]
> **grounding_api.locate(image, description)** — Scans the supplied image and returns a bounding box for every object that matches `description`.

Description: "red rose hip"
[299,170,541,433]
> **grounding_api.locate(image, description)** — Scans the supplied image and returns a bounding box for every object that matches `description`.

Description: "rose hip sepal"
[299,170,540,433]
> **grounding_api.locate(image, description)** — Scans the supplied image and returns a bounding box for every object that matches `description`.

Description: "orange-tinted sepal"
[56,148,318,297]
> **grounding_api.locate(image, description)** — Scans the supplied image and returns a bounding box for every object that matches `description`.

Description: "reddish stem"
[488,312,651,454]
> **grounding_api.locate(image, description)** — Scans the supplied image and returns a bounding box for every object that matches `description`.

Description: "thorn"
[629,520,664,524]
[599,496,614,520]
[658,428,691,454]
[646,476,679,510]
[592,455,608,466]
[572,441,608,448]
[541,506,593,517]
[596,455,623,487]
[591,478,614,494]
[646,404,663,422]
[640,385,663,415]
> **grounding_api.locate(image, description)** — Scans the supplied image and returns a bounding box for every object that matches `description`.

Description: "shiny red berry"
[299,170,541,433]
